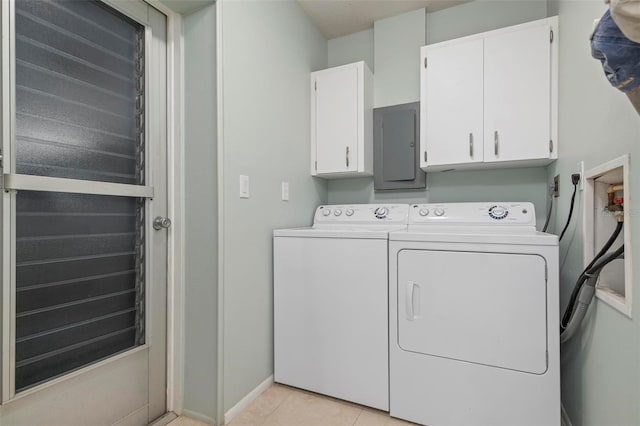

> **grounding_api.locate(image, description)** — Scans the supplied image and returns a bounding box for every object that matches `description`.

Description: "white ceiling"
[297,0,471,39]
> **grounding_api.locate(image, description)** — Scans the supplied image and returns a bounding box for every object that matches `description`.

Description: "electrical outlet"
[576,161,585,191]
[553,174,560,197]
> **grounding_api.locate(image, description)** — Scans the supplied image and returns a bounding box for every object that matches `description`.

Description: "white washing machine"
[389,202,559,426]
[274,204,409,411]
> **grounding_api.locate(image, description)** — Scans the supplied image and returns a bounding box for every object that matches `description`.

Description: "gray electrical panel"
[373,102,426,190]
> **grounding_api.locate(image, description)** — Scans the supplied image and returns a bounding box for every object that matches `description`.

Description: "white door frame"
[144,0,186,416]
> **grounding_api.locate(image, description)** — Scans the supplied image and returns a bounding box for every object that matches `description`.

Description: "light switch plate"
[281,182,289,201]
[240,175,249,198]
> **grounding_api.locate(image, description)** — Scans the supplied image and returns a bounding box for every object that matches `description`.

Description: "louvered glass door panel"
[15,0,144,185]
[15,191,145,391]
[12,0,146,393]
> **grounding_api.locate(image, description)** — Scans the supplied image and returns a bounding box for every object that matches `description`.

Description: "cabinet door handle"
[346,146,350,168]
[494,131,499,156]
[469,133,474,158]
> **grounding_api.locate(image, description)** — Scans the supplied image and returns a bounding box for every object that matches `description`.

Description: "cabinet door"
[422,39,483,169]
[314,66,358,174]
[484,24,551,163]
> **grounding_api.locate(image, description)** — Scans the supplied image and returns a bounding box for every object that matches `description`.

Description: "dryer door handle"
[405,281,421,321]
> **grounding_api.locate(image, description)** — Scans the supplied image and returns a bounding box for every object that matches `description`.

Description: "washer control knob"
[334,209,343,216]
[375,207,389,219]
[346,208,355,216]
[434,208,445,217]
[322,209,331,216]
[419,208,429,217]
[489,205,509,220]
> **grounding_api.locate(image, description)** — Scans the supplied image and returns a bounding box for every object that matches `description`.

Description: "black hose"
[559,183,578,241]
[591,244,625,272]
[561,222,623,328]
[542,196,553,232]
[561,230,624,330]
[561,245,624,332]
[560,245,625,342]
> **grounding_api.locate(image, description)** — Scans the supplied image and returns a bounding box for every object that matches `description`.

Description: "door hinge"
[549,140,554,154]
[315,160,317,171]
[314,81,317,91]
[424,57,428,69]
[550,28,554,43]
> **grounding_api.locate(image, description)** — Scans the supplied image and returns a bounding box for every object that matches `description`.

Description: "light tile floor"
[167,417,209,426]
[168,384,416,426]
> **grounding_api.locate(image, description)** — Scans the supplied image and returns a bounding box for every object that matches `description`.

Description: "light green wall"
[374,9,425,107]
[326,2,549,226]
[328,29,373,71]
[218,0,328,413]
[183,4,218,423]
[547,1,640,425]
[426,0,548,44]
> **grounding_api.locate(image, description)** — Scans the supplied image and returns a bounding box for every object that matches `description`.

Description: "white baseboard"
[224,375,274,425]
[182,409,216,425]
[561,403,573,426]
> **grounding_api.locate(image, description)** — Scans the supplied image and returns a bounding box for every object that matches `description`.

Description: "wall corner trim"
[224,375,274,425]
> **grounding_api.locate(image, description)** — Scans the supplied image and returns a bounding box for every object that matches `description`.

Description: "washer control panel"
[409,202,535,226]
[314,204,410,225]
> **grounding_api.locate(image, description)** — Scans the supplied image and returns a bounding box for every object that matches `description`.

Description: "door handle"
[346,146,350,168]
[153,216,172,230]
[405,281,420,321]
[494,130,499,156]
[469,133,474,158]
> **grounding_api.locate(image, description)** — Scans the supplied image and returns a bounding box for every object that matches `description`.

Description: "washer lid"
[274,226,404,239]
[390,228,558,246]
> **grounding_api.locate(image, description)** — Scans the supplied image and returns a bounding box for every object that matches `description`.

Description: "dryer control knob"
[489,205,508,219]
[334,209,343,216]
[434,208,445,217]
[346,209,355,216]
[375,207,389,219]
[419,208,429,217]
[322,209,331,216]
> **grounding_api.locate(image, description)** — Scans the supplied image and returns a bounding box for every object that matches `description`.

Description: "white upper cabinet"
[422,38,484,169]
[484,23,552,163]
[421,17,558,172]
[311,62,373,178]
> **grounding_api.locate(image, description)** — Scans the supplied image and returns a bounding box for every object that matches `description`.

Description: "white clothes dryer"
[388,202,559,426]
[274,204,409,411]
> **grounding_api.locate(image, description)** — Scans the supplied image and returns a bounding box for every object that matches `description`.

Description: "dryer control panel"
[409,202,536,226]
[314,204,410,225]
